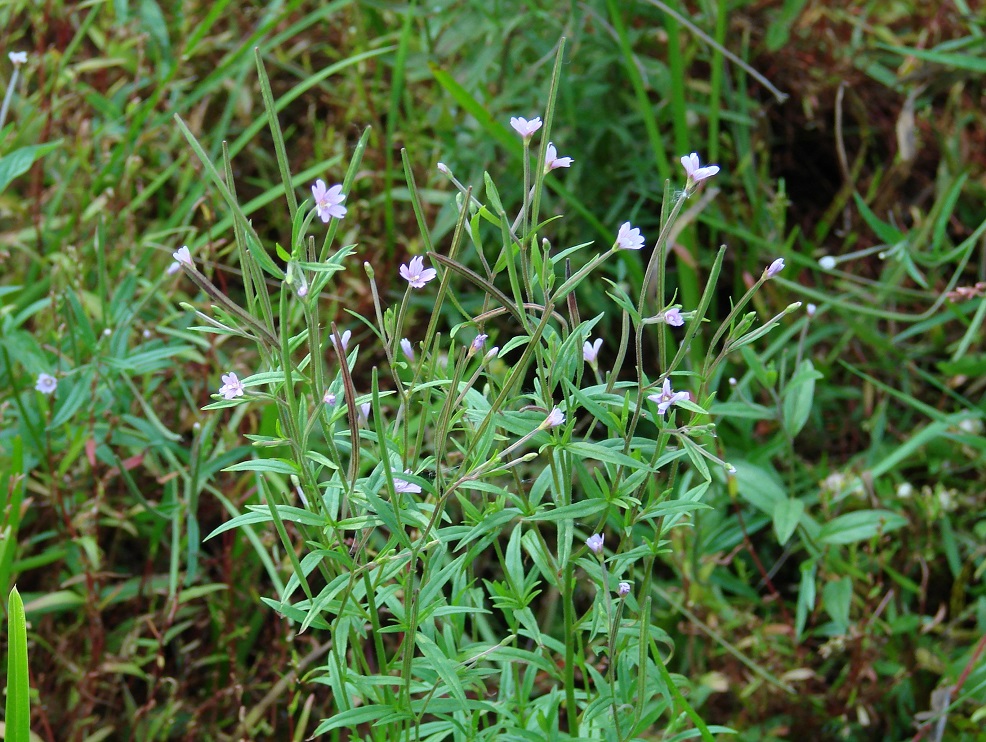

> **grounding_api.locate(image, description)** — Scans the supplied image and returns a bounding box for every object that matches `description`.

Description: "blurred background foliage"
[1,0,984,739]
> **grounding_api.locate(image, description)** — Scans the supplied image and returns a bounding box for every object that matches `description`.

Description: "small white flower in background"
[102,328,111,336]
[142,329,152,339]
[323,390,337,405]
[728,377,737,386]
[8,52,28,66]
[437,162,451,175]
[544,407,565,429]
[485,346,500,361]
[617,581,631,597]
[583,338,603,365]
[334,330,352,353]
[586,533,604,554]
[35,373,57,395]
[296,283,308,298]
[393,473,422,494]
[818,255,837,270]
[680,152,720,184]
[896,482,914,499]
[545,142,573,172]
[764,258,785,279]
[311,179,347,223]
[615,222,644,251]
[510,115,542,139]
[399,255,437,288]
[218,372,245,400]
[663,308,684,327]
[359,402,371,424]
[169,245,192,273]
[400,338,415,361]
[648,378,689,416]
[469,333,488,356]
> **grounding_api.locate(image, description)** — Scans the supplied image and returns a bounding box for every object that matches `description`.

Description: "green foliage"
[1,0,984,739]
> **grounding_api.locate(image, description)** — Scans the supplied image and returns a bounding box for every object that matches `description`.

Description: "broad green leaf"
[732,461,786,514]
[818,510,908,545]
[822,577,853,629]
[0,142,61,194]
[772,498,804,545]
[782,360,822,438]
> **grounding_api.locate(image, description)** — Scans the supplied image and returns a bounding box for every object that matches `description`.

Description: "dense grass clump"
[2,2,985,740]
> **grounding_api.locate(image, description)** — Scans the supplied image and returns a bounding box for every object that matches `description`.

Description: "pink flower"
[545,142,573,171]
[617,581,631,597]
[35,373,57,395]
[469,333,488,356]
[586,533,604,554]
[510,116,542,138]
[543,407,565,429]
[583,338,603,365]
[218,372,245,400]
[437,162,451,175]
[169,245,192,274]
[663,308,684,327]
[393,472,421,494]
[764,258,785,279]
[680,153,720,184]
[615,222,644,251]
[399,255,437,289]
[400,338,414,361]
[648,378,689,415]
[323,390,337,405]
[311,179,347,223]
[334,330,352,353]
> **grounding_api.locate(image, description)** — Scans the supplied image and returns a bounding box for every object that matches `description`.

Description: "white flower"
[806,303,817,318]
[615,222,644,251]
[509,116,542,138]
[311,180,347,223]
[334,330,352,353]
[648,378,689,415]
[8,52,28,66]
[583,338,603,365]
[586,533,604,554]
[218,372,245,400]
[545,142,573,171]
[680,152,720,184]
[359,402,371,424]
[400,338,414,361]
[399,255,437,289]
[35,373,57,395]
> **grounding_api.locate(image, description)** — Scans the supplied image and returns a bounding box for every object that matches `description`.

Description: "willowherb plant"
[175,43,799,740]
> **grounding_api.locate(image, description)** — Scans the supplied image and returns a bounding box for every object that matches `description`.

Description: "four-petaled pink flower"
[764,258,785,279]
[510,116,542,139]
[583,338,603,365]
[663,308,684,327]
[168,245,192,274]
[399,255,437,289]
[648,378,689,415]
[543,407,565,429]
[218,372,245,400]
[680,152,720,184]
[615,222,644,251]
[618,581,631,597]
[400,338,414,361]
[393,473,422,494]
[586,533,604,554]
[311,179,347,223]
[35,373,57,395]
[545,142,573,172]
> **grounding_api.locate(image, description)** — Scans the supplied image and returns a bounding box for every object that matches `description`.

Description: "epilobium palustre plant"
[173,44,799,740]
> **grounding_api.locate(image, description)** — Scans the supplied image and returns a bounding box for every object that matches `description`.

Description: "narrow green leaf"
[6,586,31,742]
[818,510,908,545]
